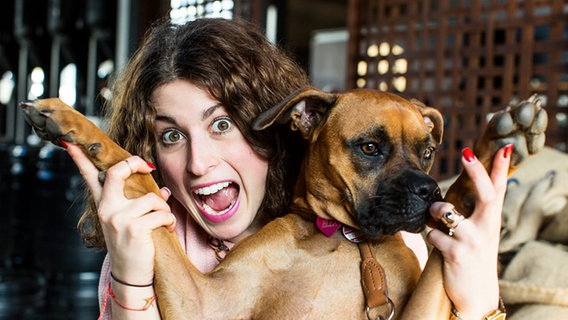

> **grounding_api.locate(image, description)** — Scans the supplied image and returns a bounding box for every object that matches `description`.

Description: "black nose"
[408,174,441,202]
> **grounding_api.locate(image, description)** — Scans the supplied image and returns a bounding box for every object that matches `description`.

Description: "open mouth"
[192,181,240,223]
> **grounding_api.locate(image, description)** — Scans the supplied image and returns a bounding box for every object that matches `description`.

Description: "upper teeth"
[194,182,230,195]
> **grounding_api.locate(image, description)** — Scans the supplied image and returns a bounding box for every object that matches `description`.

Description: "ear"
[410,99,444,144]
[252,86,338,140]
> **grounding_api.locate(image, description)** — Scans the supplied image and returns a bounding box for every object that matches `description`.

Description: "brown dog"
[19,88,546,319]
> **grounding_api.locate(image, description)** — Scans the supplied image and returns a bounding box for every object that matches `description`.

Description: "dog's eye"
[360,143,379,156]
[423,146,436,160]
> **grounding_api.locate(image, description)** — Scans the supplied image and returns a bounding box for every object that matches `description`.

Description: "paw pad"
[482,94,548,167]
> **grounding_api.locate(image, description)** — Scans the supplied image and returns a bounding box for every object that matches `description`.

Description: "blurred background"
[0,0,566,318]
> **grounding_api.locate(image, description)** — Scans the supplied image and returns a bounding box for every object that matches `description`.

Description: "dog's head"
[253,87,444,238]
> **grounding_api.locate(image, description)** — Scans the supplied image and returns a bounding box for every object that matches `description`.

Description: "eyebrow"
[154,102,224,125]
[201,103,223,121]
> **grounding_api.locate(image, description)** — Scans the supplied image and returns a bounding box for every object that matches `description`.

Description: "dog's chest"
[259,236,368,318]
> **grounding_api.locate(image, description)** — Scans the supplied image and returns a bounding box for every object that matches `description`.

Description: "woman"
[66,18,508,319]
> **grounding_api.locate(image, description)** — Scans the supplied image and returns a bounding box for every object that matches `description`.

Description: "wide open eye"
[162,129,185,144]
[212,117,232,133]
[361,143,380,156]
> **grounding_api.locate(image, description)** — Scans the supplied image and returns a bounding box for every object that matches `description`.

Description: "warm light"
[379,42,390,56]
[392,44,404,55]
[394,58,407,74]
[393,76,406,92]
[367,44,379,57]
[357,61,368,76]
[377,60,389,75]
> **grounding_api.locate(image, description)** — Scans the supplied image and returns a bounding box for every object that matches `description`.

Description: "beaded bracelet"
[110,272,154,287]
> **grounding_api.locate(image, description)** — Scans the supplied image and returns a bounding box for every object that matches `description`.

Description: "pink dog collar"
[316,217,365,243]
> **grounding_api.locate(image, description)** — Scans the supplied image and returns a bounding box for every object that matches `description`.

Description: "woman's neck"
[229,218,262,243]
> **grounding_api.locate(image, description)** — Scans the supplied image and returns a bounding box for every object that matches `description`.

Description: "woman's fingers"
[426,145,513,318]
[489,145,513,196]
[113,209,176,237]
[101,156,154,201]
[66,144,103,200]
[160,187,172,201]
[462,144,512,225]
[427,144,513,256]
[65,144,157,204]
[427,202,471,256]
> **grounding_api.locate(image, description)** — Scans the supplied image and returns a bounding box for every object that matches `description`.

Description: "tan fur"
[19,91,546,319]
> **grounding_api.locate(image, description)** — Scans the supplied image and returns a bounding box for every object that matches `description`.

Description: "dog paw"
[478,95,548,168]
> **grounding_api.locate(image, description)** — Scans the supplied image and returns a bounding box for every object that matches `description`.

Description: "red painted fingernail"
[146,161,156,170]
[503,144,514,158]
[58,139,68,149]
[462,147,475,162]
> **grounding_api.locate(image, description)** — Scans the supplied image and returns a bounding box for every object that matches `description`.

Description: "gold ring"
[441,209,465,236]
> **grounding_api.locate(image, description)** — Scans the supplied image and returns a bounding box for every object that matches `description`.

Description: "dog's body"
[20,88,547,319]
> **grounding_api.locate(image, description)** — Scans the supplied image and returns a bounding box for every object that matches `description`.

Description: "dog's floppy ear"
[253,86,337,139]
[410,99,444,144]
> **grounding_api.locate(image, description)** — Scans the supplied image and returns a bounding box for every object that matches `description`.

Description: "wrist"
[111,271,154,287]
[450,297,506,320]
[105,282,156,312]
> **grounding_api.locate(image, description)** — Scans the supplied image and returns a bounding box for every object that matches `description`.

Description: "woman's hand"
[66,144,175,285]
[427,144,512,319]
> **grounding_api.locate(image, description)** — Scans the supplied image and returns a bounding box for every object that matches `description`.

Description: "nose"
[186,139,219,176]
[407,173,442,202]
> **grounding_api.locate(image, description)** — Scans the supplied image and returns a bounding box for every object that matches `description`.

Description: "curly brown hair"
[78,18,309,249]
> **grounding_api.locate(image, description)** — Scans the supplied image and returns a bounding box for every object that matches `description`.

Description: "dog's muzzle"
[357,169,442,237]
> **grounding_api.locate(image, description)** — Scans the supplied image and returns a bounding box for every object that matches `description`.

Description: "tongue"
[202,185,238,212]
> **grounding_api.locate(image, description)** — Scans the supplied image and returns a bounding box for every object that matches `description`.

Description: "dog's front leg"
[152,226,269,319]
[152,228,207,319]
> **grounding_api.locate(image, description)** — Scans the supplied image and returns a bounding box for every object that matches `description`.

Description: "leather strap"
[290,207,393,317]
[359,241,389,308]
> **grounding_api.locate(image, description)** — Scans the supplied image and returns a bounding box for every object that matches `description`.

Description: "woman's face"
[152,80,269,242]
